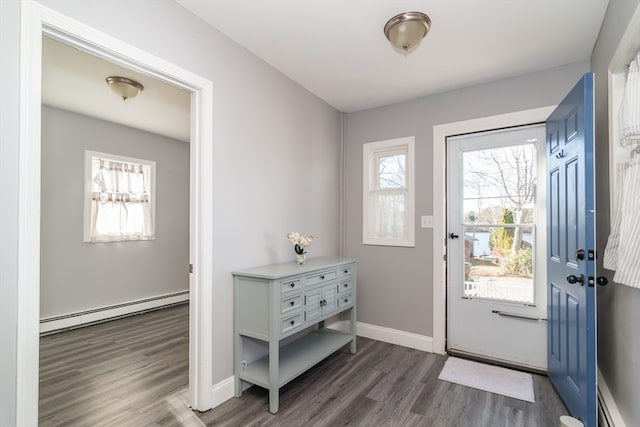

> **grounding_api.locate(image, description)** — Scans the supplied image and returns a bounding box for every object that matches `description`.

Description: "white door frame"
[431,106,554,355]
[18,2,214,424]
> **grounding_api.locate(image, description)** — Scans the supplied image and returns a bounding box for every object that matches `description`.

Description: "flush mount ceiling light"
[384,11,432,54]
[105,76,144,101]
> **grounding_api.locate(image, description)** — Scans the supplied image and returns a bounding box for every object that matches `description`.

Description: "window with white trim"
[83,151,156,243]
[363,137,415,246]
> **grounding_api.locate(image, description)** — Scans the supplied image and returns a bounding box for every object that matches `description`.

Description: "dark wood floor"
[40,304,568,426]
[39,304,190,426]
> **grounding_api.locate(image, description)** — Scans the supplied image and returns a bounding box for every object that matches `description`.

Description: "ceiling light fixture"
[384,12,432,55]
[105,76,144,101]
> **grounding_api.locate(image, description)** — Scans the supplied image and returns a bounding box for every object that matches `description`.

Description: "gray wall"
[592,0,640,424]
[344,61,590,337]
[0,0,20,424]
[40,106,189,318]
[1,0,342,422]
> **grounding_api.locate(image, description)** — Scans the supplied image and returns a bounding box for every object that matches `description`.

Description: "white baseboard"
[598,369,627,427]
[39,290,189,334]
[210,376,235,409]
[328,319,433,352]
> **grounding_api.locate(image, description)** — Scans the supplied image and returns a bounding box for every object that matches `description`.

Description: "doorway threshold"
[446,348,547,376]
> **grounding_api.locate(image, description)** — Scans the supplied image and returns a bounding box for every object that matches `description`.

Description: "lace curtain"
[90,158,154,242]
[368,191,408,240]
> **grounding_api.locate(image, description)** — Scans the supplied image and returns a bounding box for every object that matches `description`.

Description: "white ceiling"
[176,0,609,112]
[42,1,609,139]
[42,37,191,142]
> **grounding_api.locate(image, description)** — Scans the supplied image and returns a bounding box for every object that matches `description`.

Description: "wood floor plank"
[39,304,190,427]
[40,304,569,426]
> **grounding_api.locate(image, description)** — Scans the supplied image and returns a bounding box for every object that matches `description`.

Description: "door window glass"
[462,144,536,304]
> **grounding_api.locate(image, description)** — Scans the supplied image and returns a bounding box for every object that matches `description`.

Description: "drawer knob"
[320,275,325,280]
[343,283,348,288]
[344,270,348,274]
[290,320,295,326]
[344,299,348,303]
[290,301,295,306]
[290,283,295,288]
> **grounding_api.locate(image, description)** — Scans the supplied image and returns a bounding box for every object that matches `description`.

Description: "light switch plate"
[421,215,433,228]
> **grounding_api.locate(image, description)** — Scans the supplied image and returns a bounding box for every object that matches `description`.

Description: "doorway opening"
[18,3,214,423]
[431,107,555,355]
[39,34,192,423]
[446,124,547,370]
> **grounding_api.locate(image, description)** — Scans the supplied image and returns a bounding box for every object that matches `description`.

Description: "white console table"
[232,257,357,413]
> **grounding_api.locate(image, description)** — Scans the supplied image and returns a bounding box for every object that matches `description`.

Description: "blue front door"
[546,73,596,426]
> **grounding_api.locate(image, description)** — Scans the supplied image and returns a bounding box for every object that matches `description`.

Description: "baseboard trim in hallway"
[210,376,235,409]
[328,319,433,352]
[39,290,189,334]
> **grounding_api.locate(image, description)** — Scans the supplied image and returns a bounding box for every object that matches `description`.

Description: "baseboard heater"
[40,290,189,335]
[597,369,627,427]
[599,390,614,427]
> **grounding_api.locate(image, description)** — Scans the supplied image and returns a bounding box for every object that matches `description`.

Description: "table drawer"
[281,313,302,334]
[281,278,302,294]
[338,279,353,294]
[305,270,337,286]
[338,265,353,277]
[281,294,302,315]
[338,293,353,307]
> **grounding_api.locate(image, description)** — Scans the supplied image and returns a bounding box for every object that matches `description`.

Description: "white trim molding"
[39,291,189,334]
[17,3,44,425]
[598,369,627,427]
[329,320,433,352]
[431,106,555,355]
[356,322,433,352]
[210,376,236,410]
[18,2,215,423]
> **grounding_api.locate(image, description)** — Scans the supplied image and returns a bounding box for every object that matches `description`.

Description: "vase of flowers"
[296,253,306,265]
[287,232,314,265]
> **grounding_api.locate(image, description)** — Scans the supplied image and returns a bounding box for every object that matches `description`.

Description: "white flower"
[286,232,314,254]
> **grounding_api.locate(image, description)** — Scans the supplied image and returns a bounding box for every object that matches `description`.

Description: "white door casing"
[18,2,214,425]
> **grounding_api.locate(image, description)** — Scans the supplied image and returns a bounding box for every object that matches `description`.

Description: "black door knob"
[566,275,584,285]
[576,249,585,260]
[449,233,459,239]
[597,276,609,286]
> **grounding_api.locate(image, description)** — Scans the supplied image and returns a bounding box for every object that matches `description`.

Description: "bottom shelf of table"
[239,328,353,389]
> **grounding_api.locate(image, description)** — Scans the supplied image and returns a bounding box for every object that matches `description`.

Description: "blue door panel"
[549,124,560,153]
[566,159,579,266]
[546,73,596,426]
[566,293,580,389]
[550,168,561,259]
[566,108,579,143]
[550,284,561,360]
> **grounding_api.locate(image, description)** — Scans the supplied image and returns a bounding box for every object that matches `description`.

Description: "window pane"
[463,144,536,225]
[378,153,406,189]
[463,225,534,304]
[461,142,536,304]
